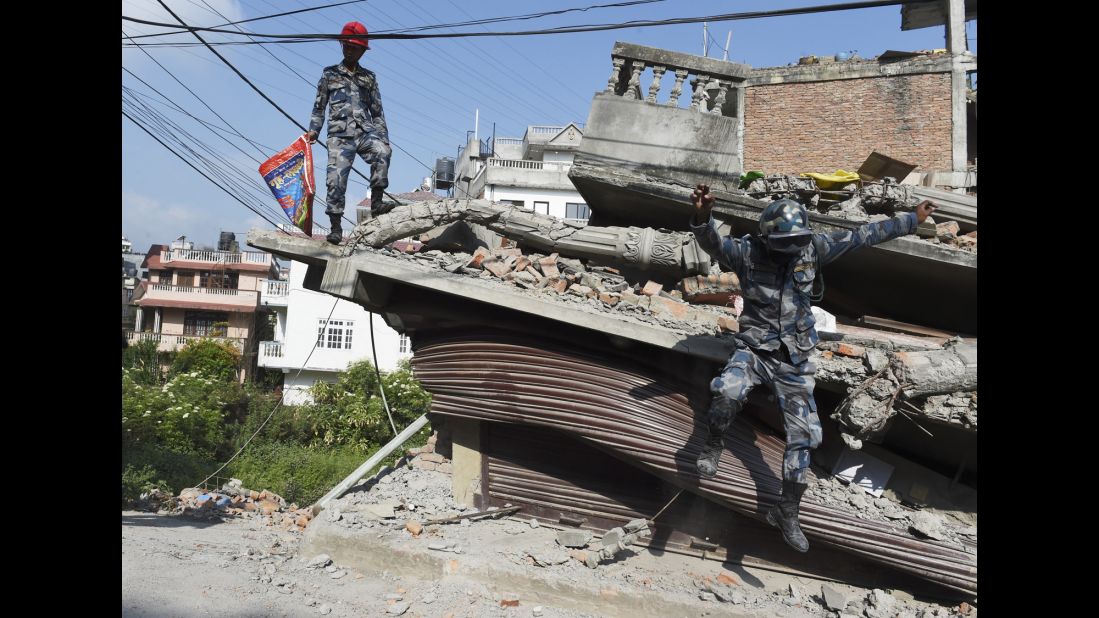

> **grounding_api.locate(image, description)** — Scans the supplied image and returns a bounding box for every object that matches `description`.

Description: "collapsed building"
[249,39,977,603]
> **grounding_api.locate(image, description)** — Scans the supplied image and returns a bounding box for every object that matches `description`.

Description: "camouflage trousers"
[324,131,391,216]
[707,345,822,483]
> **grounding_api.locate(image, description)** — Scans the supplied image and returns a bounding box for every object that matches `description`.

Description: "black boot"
[695,423,725,479]
[326,214,342,245]
[766,479,809,552]
[370,187,393,216]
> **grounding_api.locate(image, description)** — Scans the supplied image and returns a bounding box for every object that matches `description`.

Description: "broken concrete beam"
[641,281,663,296]
[342,198,711,276]
[892,345,977,398]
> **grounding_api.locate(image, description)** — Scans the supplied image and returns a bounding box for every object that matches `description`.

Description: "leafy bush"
[228,442,367,505]
[170,339,241,382]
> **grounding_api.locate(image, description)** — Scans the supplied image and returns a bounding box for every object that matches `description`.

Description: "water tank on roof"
[435,157,455,189]
[218,231,236,251]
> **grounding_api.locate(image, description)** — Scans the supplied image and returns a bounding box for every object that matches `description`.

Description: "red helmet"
[340,21,369,49]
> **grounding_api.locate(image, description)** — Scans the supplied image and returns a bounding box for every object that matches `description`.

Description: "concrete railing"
[493,137,523,146]
[263,279,289,297]
[161,249,272,266]
[605,41,749,117]
[486,158,571,172]
[258,341,284,365]
[124,330,246,352]
[144,284,259,308]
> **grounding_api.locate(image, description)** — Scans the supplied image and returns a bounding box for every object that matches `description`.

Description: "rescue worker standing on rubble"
[688,184,936,552]
[306,21,392,245]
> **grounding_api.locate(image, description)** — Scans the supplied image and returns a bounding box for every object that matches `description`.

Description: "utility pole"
[723,31,732,61]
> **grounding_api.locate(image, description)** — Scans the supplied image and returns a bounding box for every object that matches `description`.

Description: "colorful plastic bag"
[259,135,315,236]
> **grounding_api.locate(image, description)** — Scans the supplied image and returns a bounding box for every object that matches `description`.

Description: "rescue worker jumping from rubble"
[689,184,936,552]
[306,21,392,245]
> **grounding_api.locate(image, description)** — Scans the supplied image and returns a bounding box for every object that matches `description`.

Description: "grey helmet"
[759,198,812,254]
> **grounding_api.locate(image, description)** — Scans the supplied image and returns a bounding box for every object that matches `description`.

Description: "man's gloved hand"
[305,130,318,144]
[915,199,937,223]
[691,183,716,225]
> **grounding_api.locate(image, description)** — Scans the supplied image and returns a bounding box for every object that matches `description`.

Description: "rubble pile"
[804,476,977,553]
[812,337,977,448]
[743,174,977,253]
[144,480,317,532]
[376,241,742,336]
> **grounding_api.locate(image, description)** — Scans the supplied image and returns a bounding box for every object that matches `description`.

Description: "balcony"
[160,249,272,267]
[257,340,286,367]
[260,279,289,307]
[141,283,259,311]
[124,330,246,353]
[483,158,575,191]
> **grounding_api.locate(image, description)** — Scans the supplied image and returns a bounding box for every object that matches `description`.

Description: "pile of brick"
[405,431,452,473]
[415,244,742,334]
[173,480,316,532]
[928,221,977,253]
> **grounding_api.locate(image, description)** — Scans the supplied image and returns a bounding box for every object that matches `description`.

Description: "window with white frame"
[533,201,549,215]
[316,319,354,349]
[399,334,409,354]
[565,203,590,220]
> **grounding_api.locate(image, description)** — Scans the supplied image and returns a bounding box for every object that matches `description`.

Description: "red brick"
[649,296,689,319]
[820,350,834,360]
[717,316,740,332]
[598,293,620,307]
[406,520,423,536]
[936,221,960,238]
[525,266,543,282]
[427,431,438,444]
[836,343,866,358]
[438,462,453,474]
[514,257,531,273]
[295,515,310,528]
[468,247,492,268]
[483,259,512,278]
[641,281,663,296]
[716,572,739,586]
[550,278,569,294]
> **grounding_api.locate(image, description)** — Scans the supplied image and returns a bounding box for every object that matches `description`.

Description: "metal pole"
[314,414,429,513]
[723,31,732,61]
[702,22,708,57]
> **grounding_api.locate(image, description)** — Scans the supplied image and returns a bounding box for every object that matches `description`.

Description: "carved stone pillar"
[646,65,666,103]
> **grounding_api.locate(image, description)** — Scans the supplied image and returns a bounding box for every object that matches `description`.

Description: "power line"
[122,1,939,44]
[123,0,369,40]
[374,0,667,35]
[123,109,285,231]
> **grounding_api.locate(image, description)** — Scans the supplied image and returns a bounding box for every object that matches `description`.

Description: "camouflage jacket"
[308,63,388,139]
[689,212,918,365]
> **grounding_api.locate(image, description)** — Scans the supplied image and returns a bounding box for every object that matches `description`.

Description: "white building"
[257,259,411,405]
[452,123,590,224]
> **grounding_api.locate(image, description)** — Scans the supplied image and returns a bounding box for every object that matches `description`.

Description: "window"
[565,203,590,220]
[184,311,229,336]
[399,335,409,354]
[533,201,550,215]
[199,270,238,289]
[501,199,525,209]
[317,319,354,350]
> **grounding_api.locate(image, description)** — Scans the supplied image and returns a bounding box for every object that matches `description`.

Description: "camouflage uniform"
[309,63,391,216]
[689,212,918,482]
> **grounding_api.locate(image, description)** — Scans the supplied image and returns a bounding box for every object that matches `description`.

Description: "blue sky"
[122,0,976,252]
